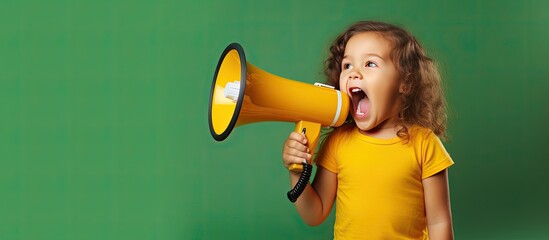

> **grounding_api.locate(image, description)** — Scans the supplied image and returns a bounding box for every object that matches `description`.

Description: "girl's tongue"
[354,97,370,118]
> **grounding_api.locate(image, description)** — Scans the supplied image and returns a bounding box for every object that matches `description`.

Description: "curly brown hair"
[324,21,448,141]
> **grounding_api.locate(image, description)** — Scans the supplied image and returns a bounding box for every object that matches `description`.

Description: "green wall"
[1,0,548,239]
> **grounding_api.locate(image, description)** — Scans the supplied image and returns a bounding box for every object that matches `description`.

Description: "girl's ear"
[399,73,410,94]
[399,82,406,94]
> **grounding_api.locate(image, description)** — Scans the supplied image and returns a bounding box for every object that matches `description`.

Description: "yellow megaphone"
[208,43,349,202]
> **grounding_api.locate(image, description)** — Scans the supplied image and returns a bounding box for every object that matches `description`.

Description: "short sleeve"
[421,131,454,179]
[315,131,339,174]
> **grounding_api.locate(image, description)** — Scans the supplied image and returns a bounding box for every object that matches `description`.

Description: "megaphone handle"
[288,121,321,172]
[287,121,321,203]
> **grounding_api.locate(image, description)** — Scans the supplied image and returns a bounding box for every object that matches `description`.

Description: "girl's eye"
[343,63,353,70]
[366,61,378,68]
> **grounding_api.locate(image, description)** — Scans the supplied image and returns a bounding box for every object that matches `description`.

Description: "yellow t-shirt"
[315,124,454,240]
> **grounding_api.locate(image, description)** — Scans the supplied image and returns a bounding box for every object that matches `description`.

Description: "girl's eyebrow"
[366,53,385,60]
[343,53,385,61]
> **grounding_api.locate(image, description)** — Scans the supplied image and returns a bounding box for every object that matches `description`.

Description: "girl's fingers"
[288,148,311,160]
[288,132,308,145]
[285,155,308,166]
[283,144,310,160]
[286,139,309,153]
[293,156,308,165]
[282,149,311,166]
[282,132,311,168]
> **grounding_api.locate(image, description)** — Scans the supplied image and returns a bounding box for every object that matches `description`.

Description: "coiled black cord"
[287,162,312,203]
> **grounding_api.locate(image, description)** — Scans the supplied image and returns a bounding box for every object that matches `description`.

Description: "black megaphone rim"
[208,43,247,141]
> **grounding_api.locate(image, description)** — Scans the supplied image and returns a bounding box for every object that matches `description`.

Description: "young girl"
[282,21,455,239]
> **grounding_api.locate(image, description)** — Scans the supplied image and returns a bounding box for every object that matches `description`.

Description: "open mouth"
[349,87,370,118]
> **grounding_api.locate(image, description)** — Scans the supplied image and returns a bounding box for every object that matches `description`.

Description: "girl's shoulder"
[408,124,446,147]
[408,124,435,139]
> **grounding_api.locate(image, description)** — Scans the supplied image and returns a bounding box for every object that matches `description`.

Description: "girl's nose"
[349,69,362,80]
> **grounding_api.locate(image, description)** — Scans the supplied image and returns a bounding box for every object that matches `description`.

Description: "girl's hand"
[282,132,312,169]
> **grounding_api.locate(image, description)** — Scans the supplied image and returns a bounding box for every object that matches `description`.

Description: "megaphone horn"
[208,43,349,202]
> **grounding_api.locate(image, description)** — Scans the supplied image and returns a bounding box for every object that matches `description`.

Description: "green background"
[1,0,548,239]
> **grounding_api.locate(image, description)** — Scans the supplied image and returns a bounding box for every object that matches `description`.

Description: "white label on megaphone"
[314,82,335,89]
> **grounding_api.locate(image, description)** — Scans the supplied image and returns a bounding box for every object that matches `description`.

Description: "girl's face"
[339,32,402,132]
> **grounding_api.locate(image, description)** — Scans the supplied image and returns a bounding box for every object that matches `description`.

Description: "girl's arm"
[283,132,337,226]
[289,166,337,226]
[423,169,454,240]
